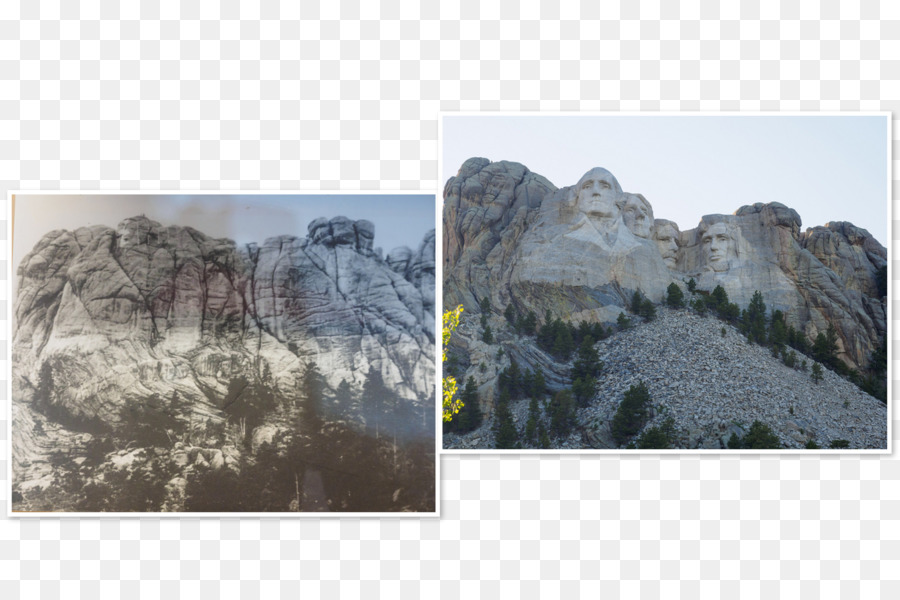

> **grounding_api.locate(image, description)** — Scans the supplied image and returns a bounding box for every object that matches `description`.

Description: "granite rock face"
[443,159,886,370]
[13,216,435,479]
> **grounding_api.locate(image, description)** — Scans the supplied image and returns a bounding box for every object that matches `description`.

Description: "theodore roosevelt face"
[654,222,679,268]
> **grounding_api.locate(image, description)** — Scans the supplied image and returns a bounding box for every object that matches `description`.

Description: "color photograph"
[441,114,889,452]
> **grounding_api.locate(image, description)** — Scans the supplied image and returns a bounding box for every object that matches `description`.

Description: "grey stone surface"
[12,215,435,486]
[443,159,886,370]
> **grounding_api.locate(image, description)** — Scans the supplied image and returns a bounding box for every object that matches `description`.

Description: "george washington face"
[574,167,623,224]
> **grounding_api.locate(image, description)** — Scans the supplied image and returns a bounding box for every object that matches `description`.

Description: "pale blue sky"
[443,115,889,246]
[13,194,436,280]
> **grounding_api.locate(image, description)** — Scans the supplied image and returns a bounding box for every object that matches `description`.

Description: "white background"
[1,1,898,598]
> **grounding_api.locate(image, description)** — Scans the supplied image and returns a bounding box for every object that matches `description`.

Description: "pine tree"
[524,396,540,443]
[482,324,494,344]
[686,278,697,293]
[531,368,547,399]
[572,336,601,380]
[610,381,652,446]
[811,362,824,384]
[631,290,643,313]
[634,417,676,449]
[552,323,574,359]
[666,282,685,308]
[452,376,481,434]
[768,310,788,348]
[538,422,551,449]
[691,296,707,315]
[493,390,519,449]
[744,290,767,344]
[300,361,328,429]
[333,379,357,417]
[362,366,391,440]
[504,303,517,326]
[640,298,656,321]
[572,376,596,407]
[522,311,537,336]
[742,421,782,449]
[547,389,576,439]
[721,302,740,323]
[710,285,729,312]
[813,323,839,368]
[617,312,631,329]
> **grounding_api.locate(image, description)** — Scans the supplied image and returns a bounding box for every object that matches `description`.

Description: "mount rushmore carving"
[443,158,886,370]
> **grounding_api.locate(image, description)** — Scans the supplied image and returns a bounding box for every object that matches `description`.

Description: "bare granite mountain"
[444,158,886,370]
[443,158,886,450]
[13,215,436,512]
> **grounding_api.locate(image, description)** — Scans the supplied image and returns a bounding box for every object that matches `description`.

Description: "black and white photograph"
[10,193,437,514]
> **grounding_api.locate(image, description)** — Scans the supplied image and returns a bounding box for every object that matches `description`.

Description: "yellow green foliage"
[442,305,464,421]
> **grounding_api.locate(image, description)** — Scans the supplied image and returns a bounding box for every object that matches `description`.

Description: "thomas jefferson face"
[702,222,731,272]
[574,168,622,223]
[622,194,652,239]
[654,222,679,268]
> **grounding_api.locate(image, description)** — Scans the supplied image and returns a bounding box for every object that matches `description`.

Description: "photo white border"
[438,111,893,456]
[7,190,442,518]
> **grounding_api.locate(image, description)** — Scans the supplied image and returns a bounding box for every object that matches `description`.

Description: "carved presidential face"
[654,222,679,268]
[574,168,622,223]
[622,194,653,239]
[702,222,731,272]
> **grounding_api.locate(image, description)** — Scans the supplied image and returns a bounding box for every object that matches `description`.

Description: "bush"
[690,296,707,315]
[634,418,676,449]
[828,439,850,449]
[742,421,781,449]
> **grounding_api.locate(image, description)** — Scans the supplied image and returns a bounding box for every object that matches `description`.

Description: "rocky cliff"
[443,159,886,370]
[443,158,886,450]
[13,215,436,511]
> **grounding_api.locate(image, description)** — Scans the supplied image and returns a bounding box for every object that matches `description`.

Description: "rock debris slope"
[445,308,887,450]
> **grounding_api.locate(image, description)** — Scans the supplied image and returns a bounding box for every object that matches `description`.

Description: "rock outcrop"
[13,215,436,491]
[443,159,886,370]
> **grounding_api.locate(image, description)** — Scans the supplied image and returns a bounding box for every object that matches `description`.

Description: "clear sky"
[12,194,436,285]
[443,114,889,247]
